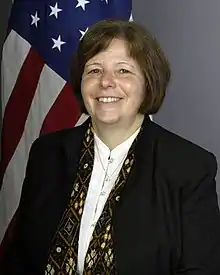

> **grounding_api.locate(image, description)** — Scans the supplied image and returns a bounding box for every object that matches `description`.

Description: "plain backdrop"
[133,0,220,201]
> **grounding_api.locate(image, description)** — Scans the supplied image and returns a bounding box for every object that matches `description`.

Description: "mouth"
[96,97,122,103]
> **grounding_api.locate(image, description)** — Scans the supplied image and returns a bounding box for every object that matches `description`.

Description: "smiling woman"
[71,19,170,149]
[71,19,170,117]
[1,19,220,275]
[81,38,145,146]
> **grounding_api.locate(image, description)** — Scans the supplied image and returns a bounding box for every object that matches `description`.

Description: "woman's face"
[81,38,145,126]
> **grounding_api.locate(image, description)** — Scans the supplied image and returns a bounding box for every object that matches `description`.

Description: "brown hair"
[70,19,171,115]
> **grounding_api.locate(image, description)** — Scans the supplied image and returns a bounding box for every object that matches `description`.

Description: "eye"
[88,68,102,74]
[118,68,131,74]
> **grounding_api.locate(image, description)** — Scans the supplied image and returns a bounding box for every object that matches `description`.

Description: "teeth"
[97,97,120,103]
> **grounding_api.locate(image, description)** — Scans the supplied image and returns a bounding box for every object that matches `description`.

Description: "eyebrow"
[85,62,102,68]
[85,61,135,68]
[116,61,135,68]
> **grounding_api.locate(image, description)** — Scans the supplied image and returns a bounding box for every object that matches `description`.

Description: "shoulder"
[148,121,217,183]
[31,121,87,152]
[26,120,89,167]
[150,121,213,160]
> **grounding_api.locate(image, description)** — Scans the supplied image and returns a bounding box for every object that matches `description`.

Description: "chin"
[95,115,121,125]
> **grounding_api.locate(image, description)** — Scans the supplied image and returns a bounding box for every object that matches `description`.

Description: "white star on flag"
[52,35,66,51]
[31,11,40,27]
[104,0,108,3]
[79,27,89,40]
[76,0,90,11]
[49,3,62,19]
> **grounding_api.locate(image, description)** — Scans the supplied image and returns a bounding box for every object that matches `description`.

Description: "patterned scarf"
[45,122,139,275]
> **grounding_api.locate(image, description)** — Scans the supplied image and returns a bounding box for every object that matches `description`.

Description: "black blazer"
[1,116,220,275]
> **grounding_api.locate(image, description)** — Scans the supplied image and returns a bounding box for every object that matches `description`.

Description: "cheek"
[81,79,91,100]
[81,78,97,96]
[81,80,97,112]
[124,81,145,101]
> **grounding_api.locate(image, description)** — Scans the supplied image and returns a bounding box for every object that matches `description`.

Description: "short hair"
[70,19,171,115]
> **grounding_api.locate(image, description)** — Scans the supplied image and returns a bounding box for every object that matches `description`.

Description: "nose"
[99,71,116,89]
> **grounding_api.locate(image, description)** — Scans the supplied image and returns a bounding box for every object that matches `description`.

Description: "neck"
[92,115,145,150]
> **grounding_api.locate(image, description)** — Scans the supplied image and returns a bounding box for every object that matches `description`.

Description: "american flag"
[0,0,132,242]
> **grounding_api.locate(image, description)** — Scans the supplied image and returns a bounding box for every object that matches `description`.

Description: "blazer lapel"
[116,115,156,198]
[113,116,159,274]
[61,118,90,193]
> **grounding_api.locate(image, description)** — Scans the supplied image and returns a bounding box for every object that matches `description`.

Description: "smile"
[96,97,121,103]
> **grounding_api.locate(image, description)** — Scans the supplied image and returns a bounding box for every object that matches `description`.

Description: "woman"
[1,19,220,275]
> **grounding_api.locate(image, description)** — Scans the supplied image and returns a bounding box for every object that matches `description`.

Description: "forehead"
[88,38,131,62]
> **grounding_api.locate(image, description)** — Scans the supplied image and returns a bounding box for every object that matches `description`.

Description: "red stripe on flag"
[40,83,81,135]
[0,48,44,188]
